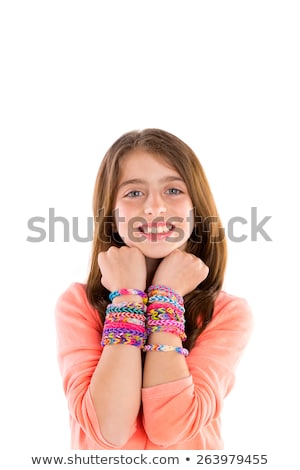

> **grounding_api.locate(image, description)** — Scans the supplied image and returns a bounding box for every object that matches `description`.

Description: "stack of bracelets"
[101,289,147,349]
[101,285,189,356]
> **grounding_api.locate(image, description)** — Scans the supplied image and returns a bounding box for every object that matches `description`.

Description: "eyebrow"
[118,176,185,190]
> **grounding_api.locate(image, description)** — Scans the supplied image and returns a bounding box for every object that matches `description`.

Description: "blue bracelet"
[109,288,148,304]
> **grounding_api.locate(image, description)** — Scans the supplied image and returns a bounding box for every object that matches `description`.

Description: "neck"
[145,257,162,289]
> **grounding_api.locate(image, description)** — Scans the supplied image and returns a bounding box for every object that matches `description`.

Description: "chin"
[135,242,185,259]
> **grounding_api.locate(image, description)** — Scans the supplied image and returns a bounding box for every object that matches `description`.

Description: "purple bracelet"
[143,344,189,356]
[147,285,184,305]
[101,299,147,349]
[109,289,148,304]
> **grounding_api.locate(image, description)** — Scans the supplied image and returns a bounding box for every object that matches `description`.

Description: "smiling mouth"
[138,223,174,235]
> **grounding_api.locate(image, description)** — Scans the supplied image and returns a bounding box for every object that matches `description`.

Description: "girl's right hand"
[98,246,147,293]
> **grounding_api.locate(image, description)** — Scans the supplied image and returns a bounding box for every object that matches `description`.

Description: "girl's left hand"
[151,249,209,297]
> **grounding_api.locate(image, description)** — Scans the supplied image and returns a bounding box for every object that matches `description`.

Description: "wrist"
[102,298,147,349]
[109,288,147,304]
[147,332,182,346]
[147,285,184,304]
[112,294,145,304]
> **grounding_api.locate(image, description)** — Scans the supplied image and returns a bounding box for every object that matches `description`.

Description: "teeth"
[142,225,172,234]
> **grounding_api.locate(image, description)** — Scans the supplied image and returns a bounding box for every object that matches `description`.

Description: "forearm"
[143,332,189,387]
[143,284,189,388]
[90,344,142,447]
[90,294,144,447]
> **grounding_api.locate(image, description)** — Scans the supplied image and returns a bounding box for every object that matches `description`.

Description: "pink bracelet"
[101,300,147,349]
[147,285,184,305]
[143,344,189,356]
[109,289,148,304]
[146,299,186,340]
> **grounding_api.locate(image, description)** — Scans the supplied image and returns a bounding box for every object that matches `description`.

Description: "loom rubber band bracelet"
[109,289,148,304]
[147,285,184,304]
[143,344,189,356]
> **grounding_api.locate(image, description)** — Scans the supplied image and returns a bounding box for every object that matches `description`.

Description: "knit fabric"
[55,283,253,450]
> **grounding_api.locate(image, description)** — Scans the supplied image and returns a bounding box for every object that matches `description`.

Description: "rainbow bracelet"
[147,285,184,305]
[109,289,148,304]
[148,294,185,311]
[101,299,147,349]
[143,344,189,356]
[106,302,147,314]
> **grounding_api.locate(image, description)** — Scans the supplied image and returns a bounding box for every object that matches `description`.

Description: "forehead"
[119,149,179,176]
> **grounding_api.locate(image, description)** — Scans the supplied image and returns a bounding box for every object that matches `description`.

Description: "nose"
[144,193,166,216]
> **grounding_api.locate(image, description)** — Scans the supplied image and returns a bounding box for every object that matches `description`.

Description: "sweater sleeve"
[55,282,126,449]
[141,293,254,446]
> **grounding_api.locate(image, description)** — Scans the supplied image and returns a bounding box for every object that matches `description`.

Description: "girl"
[55,128,253,450]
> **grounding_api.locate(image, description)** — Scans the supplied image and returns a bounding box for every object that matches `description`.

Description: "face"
[113,149,194,259]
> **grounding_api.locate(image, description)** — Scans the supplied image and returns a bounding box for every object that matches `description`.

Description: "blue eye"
[126,190,143,198]
[166,188,182,195]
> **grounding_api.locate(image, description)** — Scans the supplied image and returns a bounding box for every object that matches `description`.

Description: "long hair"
[86,128,227,351]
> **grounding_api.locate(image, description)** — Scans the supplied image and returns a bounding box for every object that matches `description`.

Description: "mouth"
[138,223,174,239]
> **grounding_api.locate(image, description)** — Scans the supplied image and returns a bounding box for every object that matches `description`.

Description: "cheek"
[114,202,141,235]
[114,203,135,223]
[114,199,128,216]
[113,201,124,231]
[179,202,194,235]
[176,200,194,219]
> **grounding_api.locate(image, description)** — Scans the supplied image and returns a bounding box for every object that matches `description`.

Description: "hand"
[151,249,209,297]
[98,246,147,293]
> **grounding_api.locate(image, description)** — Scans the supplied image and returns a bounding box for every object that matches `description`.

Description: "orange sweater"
[55,283,253,450]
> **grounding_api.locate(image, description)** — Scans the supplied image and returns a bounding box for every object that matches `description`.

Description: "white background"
[1,1,299,468]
